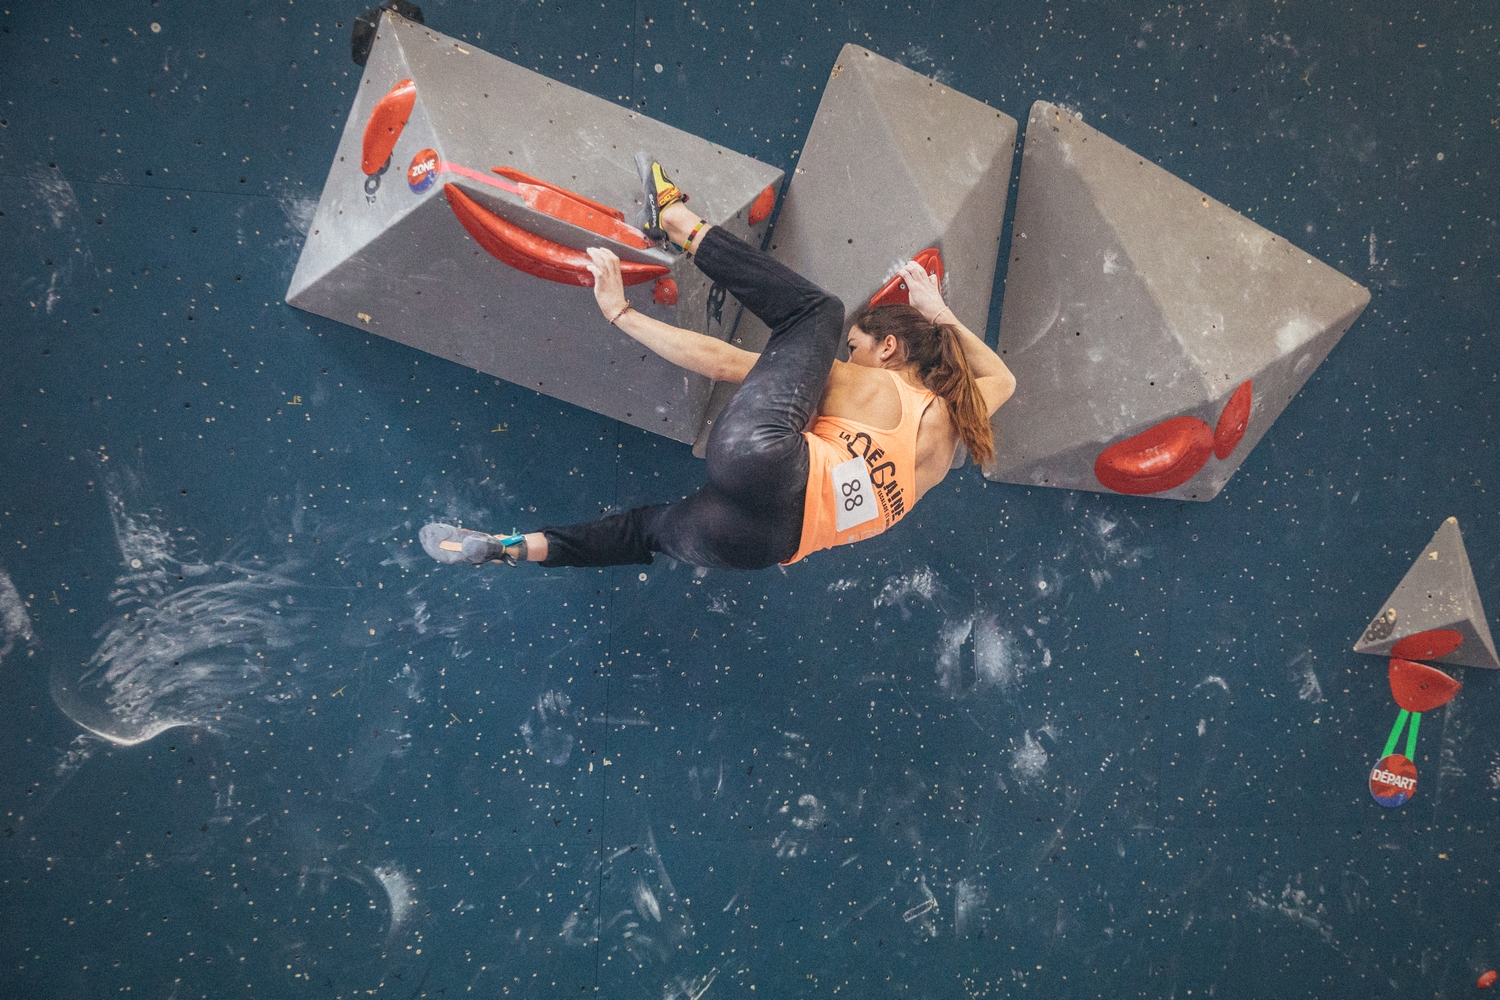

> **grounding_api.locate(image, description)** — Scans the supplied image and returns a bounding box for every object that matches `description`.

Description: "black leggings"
[539,225,844,570]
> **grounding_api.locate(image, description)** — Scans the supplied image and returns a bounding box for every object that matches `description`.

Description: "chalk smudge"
[276,185,318,237]
[1010,730,1050,788]
[953,877,987,937]
[664,967,720,1000]
[370,864,417,935]
[561,826,691,964]
[1246,878,1332,943]
[520,689,575,765]
[874,567,940,617]
[1289,650,1324,703]
[903,877,940,938]
[936,613,1050,695]
[50,491,306,746]
[31,164,79,230]
[54,733,101,778]
[0,568,34,664]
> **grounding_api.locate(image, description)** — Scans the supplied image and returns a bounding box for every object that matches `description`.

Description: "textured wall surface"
[2,2,1498,998]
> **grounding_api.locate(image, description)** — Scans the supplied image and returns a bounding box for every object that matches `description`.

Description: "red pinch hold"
[444,185,669,287]
[1391,628,1464,661]
[1213,379,1253,459]
[869,248,945,308]
[362,79,417,175]
[1388,658,1461,713]
[749,184,777,225]
[1094,416,1215,495]
[1479,970,1497,989]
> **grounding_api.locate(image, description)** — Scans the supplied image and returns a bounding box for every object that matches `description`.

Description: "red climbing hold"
[1388,657,1462,714]
[652,277,678,306]
[443,184,669,288]
[362,79,417,175]
[1391,628,1464,661]
[1479,970,1497,989]
[1094,416,1215,495]
[748,184,777,225]
[491,167,654,249]
[1213,379,1253,460]
[869,248,945,308]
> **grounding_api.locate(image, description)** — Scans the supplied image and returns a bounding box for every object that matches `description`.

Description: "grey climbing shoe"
[419,523,526,566]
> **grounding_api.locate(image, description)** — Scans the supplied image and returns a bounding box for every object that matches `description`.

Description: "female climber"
[420,157,1015,571]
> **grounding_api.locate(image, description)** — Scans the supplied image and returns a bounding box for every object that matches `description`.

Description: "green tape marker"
[1405,711,1421,761]
[1383,710,1410,759]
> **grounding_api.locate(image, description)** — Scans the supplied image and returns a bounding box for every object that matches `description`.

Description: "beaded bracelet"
[608,302,633,325]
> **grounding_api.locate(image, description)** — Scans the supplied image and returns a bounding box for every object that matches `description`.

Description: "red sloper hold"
[1388,658,1462,714]
[1213,379,1253,460]
[362,79,417,175]
[748,184,777,225]
[444,185,669,288]
[1094,416,1215,495]
[1391,629,1465,661]
[1479,970,1498,989]
[869,248,945,307]
[652,277,678,306]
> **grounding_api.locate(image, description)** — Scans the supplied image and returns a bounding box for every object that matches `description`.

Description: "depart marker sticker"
[1369,753,1418,807]
[408,148,439,193]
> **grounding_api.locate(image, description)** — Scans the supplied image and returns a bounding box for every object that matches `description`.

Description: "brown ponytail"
[846,303,995,467]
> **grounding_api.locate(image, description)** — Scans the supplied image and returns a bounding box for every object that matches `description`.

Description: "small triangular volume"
[1355,517,1499,670]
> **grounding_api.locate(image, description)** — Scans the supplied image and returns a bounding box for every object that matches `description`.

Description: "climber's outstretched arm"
[584,247,758,384]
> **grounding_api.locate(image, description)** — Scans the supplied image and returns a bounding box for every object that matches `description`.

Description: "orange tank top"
[782,370,936,565]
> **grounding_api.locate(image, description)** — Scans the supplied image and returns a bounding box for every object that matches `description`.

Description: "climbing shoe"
[635,151,688,244]
[419,523,526,566]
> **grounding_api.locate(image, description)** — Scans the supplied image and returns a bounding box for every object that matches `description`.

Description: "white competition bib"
[831,456,879,532]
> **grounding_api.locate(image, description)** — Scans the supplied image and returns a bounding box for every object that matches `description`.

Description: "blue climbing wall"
[2,2,1497,997]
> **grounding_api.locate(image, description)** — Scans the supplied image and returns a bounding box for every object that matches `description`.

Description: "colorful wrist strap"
[684,221,706,253]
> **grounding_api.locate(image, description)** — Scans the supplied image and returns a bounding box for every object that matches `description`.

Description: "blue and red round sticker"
[408,148,439,193]
[1369,754,1417,807]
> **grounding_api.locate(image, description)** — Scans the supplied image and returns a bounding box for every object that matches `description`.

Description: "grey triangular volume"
[1354,517,1500,670]
[286,12,782,445]
[984,102,1370,500]
[694,44,1017,456]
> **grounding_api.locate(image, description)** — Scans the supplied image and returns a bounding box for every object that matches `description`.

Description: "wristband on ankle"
[684,221,706,253]
[608,302,633,325]
[495,531,527,566]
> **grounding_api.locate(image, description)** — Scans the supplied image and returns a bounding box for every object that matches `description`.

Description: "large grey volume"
[985,101,1370,500]
[287,12,782,445]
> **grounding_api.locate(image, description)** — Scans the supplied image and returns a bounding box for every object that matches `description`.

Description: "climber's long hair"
[846,302,994,467]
